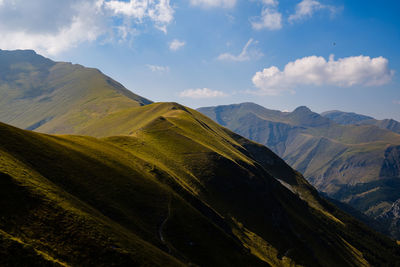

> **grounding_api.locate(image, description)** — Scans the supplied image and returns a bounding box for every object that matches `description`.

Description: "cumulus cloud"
[251,0,282,30]
[251,55,394,95]
[169,39,185,51]
[179,88,227,98]
[217,38,263,62]
[0,0,105,55]
[288,0,337,23]
[147,64,170,72]
[0,0,175,55]
[190,0,236,8]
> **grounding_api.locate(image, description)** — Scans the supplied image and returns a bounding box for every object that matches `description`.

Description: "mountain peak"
[288,106,332,127]
[293,106,312,114]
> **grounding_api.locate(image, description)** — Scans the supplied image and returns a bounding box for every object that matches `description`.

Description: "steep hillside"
[199,103,400,238]
[0,49,151,133]
[1,104,400,266]
[322,110,400,134]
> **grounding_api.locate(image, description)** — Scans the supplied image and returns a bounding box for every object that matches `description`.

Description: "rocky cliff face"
[380,145,400,178]
[379,198,400,239]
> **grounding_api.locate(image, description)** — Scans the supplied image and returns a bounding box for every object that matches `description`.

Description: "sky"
[0,0,399,120]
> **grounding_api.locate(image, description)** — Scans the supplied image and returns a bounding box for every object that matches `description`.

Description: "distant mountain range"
[1,49,400,266]
[322,110,400,134]
[199,103,400,239]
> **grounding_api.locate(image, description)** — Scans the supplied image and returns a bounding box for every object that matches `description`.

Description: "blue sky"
[0,0,399,120]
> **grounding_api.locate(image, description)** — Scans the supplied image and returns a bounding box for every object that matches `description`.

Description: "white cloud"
[217,38,263,62]
[251,55,394,95]
[179,88,227,98]
[251,8,282,30]
[147,64,170,72]
[288,0,337,23]
[105,0,174,33]
[0,0,175,55]
[393,100,400,105]
[169,39,185,51]
[251,0,282,30]
[190,0,236,8]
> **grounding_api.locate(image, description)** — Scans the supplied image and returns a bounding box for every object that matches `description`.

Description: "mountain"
[322,110,400,134]
[2,106,400,266]
[1,50,400,265]
[0,49,151,134]
[198,103,400,239]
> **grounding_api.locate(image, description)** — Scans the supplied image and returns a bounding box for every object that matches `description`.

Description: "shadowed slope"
[199,103,400,239]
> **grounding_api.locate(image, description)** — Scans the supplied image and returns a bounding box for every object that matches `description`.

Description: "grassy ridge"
[1,103,400,266]
[0,121,265,266]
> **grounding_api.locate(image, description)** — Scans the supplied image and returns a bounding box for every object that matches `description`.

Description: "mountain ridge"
[0,49,151,134]
[321,110,400,134]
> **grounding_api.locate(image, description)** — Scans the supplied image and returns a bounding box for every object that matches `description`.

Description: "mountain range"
[198,103,400,239]
[1,50,400,266]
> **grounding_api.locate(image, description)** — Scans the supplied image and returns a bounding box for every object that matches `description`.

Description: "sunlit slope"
[0,49,151,134]
[2,104,399,266]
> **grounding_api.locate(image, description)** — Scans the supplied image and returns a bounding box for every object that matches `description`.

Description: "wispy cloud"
[393,100,400,105]
[251,0,282,30]
[146,64,170,72]
[169,39,185,51]
[288,0,338,23]
[251,55,394,95]
[217,38,263,62]
[190,0,236,9]
[262,0,278,6]
[179,88,227,98]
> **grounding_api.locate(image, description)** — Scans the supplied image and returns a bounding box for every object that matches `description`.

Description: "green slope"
[198,103,400,239]
[1,104,400,266]
[0,49,151,134]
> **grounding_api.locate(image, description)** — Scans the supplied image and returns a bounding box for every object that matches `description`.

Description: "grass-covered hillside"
[1,103,400,266]
[0,49,151,134]
[198,103,400,238]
